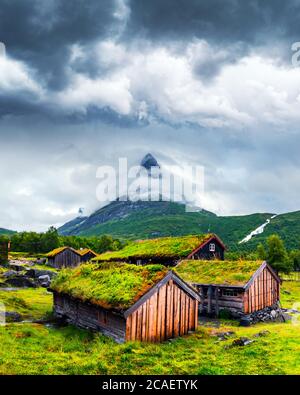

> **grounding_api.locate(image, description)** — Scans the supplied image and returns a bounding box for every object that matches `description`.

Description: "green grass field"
[0,281,299,375]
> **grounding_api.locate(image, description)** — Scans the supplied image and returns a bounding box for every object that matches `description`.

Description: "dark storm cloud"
[127,0,300,46]
[0,0,119,90]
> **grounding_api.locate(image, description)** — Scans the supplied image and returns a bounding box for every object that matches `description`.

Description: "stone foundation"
[240,303,283,326]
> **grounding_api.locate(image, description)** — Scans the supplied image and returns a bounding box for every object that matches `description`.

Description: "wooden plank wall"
[53,249,82,268]
[244,267,280,314]
[126,279,198,342]
[197,285,244,315]
[53,293,126,342]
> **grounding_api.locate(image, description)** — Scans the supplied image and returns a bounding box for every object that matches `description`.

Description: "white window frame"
[209,243,216,252]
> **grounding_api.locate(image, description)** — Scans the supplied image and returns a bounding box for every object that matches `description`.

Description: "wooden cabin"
[176,260,281,320]
[94,234,225,266]
[77,248,97,262]
[46,247,82,269]
[50,262,199,343]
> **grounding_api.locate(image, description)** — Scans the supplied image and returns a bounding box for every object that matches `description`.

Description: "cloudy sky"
[1,0,300,231]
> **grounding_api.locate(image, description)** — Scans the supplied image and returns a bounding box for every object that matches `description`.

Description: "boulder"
[5,275,37,288]
[38,275,51,287]
[26,269,57,279]
[2,270,18,278]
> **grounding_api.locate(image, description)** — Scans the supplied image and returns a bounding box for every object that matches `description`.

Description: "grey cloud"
[0,0,120,90]
[126,0,300,47]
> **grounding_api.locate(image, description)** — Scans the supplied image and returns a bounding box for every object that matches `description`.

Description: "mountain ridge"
[58,200,290,250]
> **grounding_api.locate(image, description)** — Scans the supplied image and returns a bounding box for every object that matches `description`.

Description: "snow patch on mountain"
[239,214,277,244]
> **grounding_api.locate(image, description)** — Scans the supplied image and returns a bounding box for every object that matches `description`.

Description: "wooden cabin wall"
[52,250,81,268]
[196,285,244,316]
[53,293,126,342]
[81,252,96,262]
[244,267,280,314]
[125,279,198,342]
[190,239,224,261]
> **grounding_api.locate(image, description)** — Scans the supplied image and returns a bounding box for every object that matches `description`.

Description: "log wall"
[244,266,280,314]
[53,292,126,343]
[125,279,198,342]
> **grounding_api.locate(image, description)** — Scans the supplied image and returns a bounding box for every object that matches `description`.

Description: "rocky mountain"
[59,199,280,250]
[58,154,300,250]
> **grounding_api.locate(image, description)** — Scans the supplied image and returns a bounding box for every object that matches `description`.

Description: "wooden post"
[207,286,213,316]
[199,286,204,315]
[214,287,219,317]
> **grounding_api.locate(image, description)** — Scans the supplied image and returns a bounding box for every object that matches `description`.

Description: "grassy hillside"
[76,207,272,250]
[59,201,300,250]
[0,227,15,236]
[238,211,300,250]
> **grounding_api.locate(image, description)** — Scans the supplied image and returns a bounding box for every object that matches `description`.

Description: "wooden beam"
[214,287,219,317]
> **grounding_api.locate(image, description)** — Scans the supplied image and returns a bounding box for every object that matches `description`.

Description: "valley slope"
[59,201,288,250]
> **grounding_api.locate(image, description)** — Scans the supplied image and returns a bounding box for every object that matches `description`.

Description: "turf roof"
[95,234,215,262]
[50,262,168,310]
[46,247,69,258]
[176,260,263,287]
[77,248,97,257]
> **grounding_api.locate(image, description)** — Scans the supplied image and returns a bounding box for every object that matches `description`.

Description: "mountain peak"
[140,153,160,170]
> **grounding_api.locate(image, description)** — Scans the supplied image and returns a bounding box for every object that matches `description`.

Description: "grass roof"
[176,260,263,287]
[76,248,97,257]
[95,234,214,262]
[46,247,69,258]
[50,262,168,310]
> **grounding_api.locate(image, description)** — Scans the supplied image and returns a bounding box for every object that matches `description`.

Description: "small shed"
[50,262,199,343]
[95,234,225,266]
[176,260,281,320]
[77,248,97,262]
[46,247,82,269]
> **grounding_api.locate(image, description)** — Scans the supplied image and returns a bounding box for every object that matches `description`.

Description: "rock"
[270,310,277,318]
[216,331,236,341]
[239,317,251,327]
[26,269,57,279]
[254,330,270,337]
[5,311,22,323]
[38,275,51,287]
[5,275,37,288]
[2,270,18,278]
[231,337,254,347]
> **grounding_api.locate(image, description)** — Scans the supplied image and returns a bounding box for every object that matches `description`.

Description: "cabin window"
[222,289,238,297]
[209,243,216,252]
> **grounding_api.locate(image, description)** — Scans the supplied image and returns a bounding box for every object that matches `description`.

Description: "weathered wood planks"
[125,279,198,342]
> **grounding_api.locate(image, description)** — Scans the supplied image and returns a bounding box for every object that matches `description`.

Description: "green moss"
[95,234,214,262]
[176,260,262,286]
[0,288,52,320]
[51,262,168,310]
